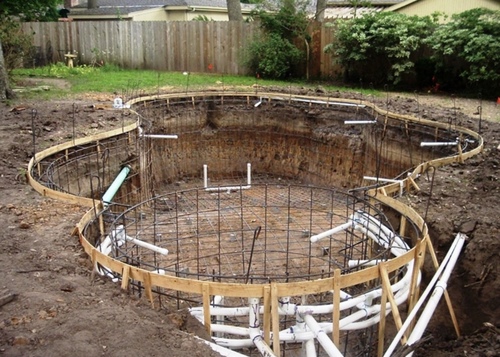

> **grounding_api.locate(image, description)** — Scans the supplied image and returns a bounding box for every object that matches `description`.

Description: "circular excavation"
[28,91,482,357]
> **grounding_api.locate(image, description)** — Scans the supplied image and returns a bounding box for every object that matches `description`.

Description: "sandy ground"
[0,81,498,356]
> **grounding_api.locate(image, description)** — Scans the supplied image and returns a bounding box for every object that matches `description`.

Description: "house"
[64,0,256,21]
[385,0,500,18]
[324,0,407,19]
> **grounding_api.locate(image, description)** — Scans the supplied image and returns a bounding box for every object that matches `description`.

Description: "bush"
[245,0,309,79]
[427,8,500,95]
[325,12,437,85]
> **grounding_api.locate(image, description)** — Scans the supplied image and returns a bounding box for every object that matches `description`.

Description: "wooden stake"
[378,282,388,357]
[380,263,405,343]
[333,269,341,346]
[263,285,271,345]
[121,265,130,291]
[271,282,281,356]
[202,283,211,336]
[143,271,154,308]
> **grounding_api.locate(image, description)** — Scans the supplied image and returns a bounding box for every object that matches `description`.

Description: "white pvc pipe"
[211,324,249,336]
[203,163,252,192]
[383,233,466,357]
[113,225,168,255]
[248,297,277,357]
[194,336,249,357]
[310,219,354,243]
[348,259,386,268]
[304,339,316,357]
[213,338,254,349]
[213,295,225,338]
[138,127,178,139]
[124,236,169,255]
[141,134,178,139]
[344,120,376,125]
[303,314,344,357]
[420,141,458,147]
[405,234,466,356]
[203,164,208,188]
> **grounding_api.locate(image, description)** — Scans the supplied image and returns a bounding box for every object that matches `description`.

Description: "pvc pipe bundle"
[384,233,467,357]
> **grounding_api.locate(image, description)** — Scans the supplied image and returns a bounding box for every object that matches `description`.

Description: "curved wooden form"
[28,91,484,356]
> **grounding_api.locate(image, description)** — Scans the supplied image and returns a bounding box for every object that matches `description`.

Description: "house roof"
[324,0,407,18]
[70,0,255,16]
[327,0,406,5]
[325,6,385,18]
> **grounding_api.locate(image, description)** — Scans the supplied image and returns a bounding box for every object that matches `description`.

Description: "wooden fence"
[21,21,339,78]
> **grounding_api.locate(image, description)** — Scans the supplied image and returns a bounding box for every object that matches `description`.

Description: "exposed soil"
[0,81,498,357]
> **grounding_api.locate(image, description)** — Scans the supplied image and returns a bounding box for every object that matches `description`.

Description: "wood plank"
[202,283,211,336]
[271,282,281,356]
[379,263,405,344]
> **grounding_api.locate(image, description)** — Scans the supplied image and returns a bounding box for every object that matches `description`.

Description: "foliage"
[246,33,303,78]
[192,14,214,21]
[0,0,62,22]
[426,8,500,93]
[245,0,309,79]
[325,12,436,85]
[0,18,33,74]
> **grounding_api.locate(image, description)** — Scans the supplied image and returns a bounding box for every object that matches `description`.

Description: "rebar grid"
[102,183,397,285]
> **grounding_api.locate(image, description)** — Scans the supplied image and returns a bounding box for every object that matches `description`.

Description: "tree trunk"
[227,0,243,21]
[0,38,15,100]
[315,0,327,22]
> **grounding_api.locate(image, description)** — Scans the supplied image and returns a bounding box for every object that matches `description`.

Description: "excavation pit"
[28,91,482,357]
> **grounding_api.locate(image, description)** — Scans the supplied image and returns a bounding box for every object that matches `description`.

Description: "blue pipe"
[102,165,131,208]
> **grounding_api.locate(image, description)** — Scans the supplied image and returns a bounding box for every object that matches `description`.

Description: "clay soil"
[0,83,498,357]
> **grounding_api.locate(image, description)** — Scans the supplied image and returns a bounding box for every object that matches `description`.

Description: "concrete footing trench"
[28,91,483,356]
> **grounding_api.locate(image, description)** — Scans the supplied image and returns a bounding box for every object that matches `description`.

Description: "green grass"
[12,62,381,98]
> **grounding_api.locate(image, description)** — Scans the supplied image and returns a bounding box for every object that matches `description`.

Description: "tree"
[0,0,62,22]
[315,0,327,22]
[0,0,62,99]
[0,37,15,100]
[227,0,243,21]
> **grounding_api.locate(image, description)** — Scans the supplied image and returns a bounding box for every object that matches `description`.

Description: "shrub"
[325,12,437,85]
[426,8,500,94]
[245,0,309,79]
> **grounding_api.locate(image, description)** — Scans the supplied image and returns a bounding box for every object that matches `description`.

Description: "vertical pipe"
[203,164,208,188]
[304,339,316,357]
[303,314,343,357]
[247,163,251,185]
[248,297,276,357]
